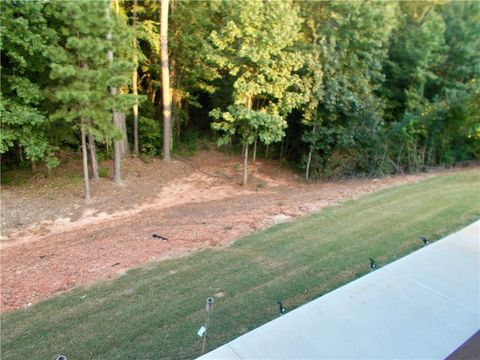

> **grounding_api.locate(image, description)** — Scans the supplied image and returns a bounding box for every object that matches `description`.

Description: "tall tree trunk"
[305,125,316,180]
[242,143,248,186]
[107,2,122,183]
[146,75,156,103]
[116,0,129,159]
[80,65,99,181]
[253,133,258,163]
[171,57,179,146]
[18,145,23,163]
[241,96,253,186]
[161,0,172,161]
[112,114,122,183]
[81,124,91,200]
[120,112,129,157]
[170,0,177,149]
[87,125,99,181]
[306,151,312,180]
[132,0,139,155]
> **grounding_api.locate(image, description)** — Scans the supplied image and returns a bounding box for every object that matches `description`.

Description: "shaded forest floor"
[0,150,455,311]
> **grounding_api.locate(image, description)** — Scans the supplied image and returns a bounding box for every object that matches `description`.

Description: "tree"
[0,0,58,171]
[299,0,397,178]
[384,1,446,119]
[168,0,217,138]
[381,1,480,170]
[132,0,139,155]
[161,0,172,161]
[48,0,132,199]
[107,1,123,182]
[207,0,305,185]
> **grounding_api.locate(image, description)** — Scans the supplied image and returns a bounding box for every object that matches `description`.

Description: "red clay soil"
[1,150,435,312]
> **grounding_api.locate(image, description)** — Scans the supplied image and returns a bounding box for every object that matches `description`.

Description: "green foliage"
[299,0,479,178]
[0,0,58,168]
[139,116,162,156]
[170,0,218,95]
[173,131,210,157]
[0,0,478,179]
[211,105,286,147]
[377,1,480,173]
[299,0,397,177]
[442,1,480,88]
[98,167,109,178]
[384,2,446,118]
[207,0,306,150]
[46,0,133,143]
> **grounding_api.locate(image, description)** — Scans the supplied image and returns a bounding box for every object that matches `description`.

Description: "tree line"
[1,0,479,197]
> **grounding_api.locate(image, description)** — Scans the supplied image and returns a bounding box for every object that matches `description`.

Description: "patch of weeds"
[174,132,212,157]
[51,174,83,188]
[140,154,156,164]
[233,163,241,171]
[99,167,109,178]
[256,181,266,191]
[1,170,32,186]
[1,173,15,185]
[215,166,227,177]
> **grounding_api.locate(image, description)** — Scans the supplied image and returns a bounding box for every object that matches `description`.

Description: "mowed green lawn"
[2,169,479,359]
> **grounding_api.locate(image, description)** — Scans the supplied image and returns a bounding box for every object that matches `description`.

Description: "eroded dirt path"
[1,151,433,311]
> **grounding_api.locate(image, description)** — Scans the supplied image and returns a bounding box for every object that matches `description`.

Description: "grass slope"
[2,169,479,359]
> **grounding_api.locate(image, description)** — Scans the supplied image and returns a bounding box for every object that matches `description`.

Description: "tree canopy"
[1,0,478,193]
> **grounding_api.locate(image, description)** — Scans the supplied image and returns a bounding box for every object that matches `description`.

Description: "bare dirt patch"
[1,150,436,311]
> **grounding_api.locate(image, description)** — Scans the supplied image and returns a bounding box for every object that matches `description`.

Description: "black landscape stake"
[276,300,286,315]
[369,257,377,270]
[421,236,429,246]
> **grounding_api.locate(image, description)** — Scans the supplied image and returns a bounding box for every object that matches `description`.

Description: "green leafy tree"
[299,1,397,178]
[439,1,480,161]
[168,0,217,141]
[382,1,479,170]
[0,0,58,170]
[384,1,446,119]
[207,0,305,185]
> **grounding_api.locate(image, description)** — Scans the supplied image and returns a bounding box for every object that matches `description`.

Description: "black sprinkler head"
[421,236,429,246]
[276,300,286,315]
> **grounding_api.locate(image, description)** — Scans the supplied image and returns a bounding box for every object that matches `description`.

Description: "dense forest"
[1,0,479,198]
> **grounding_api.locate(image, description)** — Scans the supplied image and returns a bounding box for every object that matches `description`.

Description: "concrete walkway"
[199,220,480,359]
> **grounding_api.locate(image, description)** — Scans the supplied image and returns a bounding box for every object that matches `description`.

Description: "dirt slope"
[0,151,432,311]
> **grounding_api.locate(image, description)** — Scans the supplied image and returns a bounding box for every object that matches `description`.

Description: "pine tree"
[47,0,133,199]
